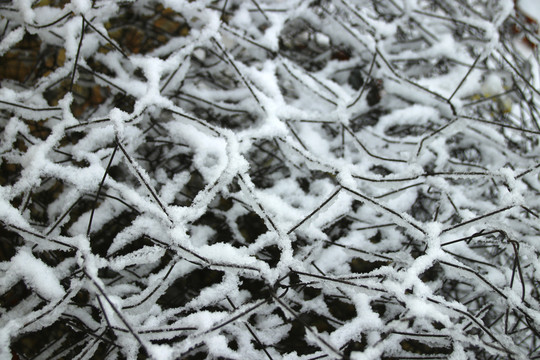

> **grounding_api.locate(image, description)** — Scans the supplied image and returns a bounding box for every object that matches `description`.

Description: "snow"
[517,0,540,24]
[0,27,24,57]
[8,251,65,301]
[1,0,539,359]
[69,0,91,14]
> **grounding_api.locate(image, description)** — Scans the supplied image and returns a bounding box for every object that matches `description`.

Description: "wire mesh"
[1,0,540,359]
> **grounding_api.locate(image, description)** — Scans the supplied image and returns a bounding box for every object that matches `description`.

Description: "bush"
[1,0,540,359]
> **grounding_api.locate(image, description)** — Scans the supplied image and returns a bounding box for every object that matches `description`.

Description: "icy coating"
[1,0,540,359]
